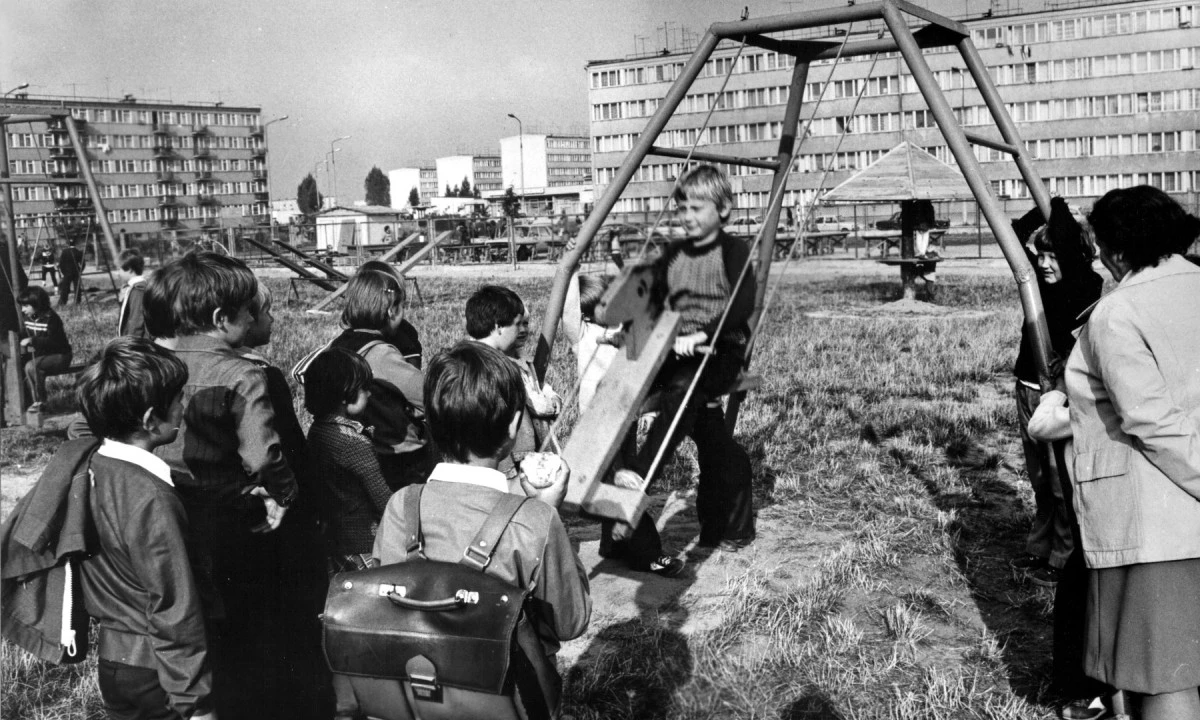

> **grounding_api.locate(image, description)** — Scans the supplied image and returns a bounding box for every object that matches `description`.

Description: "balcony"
[159,217,180,228]
[200,217,220,229]
[191,125,209,137]
[153,146,175,158]
[193,146,212,158]
[48,122,69,136]
[152,123,171,136]
[251,147,267,158]
[49,166,79,179]
[254,191,270,202]
[156,171,175,183]
[252,169,268,180]
[53,196,91,209]
[197,169,213,180]
[250,127,264,139]
[253,213,271,226]
[49,146,76,158]
[197,194,220,206]
[158,196,178,208]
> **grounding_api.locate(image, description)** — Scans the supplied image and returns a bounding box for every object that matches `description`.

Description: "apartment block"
[4,95,270,242]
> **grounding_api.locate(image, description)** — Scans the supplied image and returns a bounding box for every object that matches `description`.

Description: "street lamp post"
[262,115,288,239]
[330,135,351,205]
[506,114,525,269]
[3,83,29,97]
[506,114,525,211]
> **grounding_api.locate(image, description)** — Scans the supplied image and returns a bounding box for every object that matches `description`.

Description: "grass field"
[1,271,1070,719]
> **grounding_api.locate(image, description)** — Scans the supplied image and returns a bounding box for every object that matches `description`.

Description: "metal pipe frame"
[648,145,780,170]
[0,117,29,424]
[64,116,121,264]
[962,130,1019,156]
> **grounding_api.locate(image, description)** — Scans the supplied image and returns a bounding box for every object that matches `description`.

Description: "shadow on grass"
[874,407,1055,705]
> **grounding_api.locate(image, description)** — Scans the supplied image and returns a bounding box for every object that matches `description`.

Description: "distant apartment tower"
[585,0,1200,217]
[3,95,270,242]
[496,133,593,214]
[435,153,501,197]
[419,166,438,201]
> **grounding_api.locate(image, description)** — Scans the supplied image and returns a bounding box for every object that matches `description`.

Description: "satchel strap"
[460,494,527,572]
[401,484,426,561]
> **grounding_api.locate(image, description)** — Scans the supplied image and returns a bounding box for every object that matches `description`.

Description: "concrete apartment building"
[4,95,270,242]
[585,0,1200,222]
[388,166,422,206]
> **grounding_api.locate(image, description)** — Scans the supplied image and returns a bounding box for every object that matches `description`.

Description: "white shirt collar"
[97,439,174,486]
[427,462,509,494]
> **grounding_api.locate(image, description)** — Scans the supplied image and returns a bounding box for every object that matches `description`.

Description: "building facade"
[4,95,270,243]
[585,0,1200,222]
[388,167,422,207]
[419,166,439,202]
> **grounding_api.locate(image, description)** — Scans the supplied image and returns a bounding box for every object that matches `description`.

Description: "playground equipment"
[535,0,1059,528]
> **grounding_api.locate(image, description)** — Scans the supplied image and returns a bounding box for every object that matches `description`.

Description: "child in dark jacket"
[79,337,213,720]
[117,248,148,338]
[18,286,71,407]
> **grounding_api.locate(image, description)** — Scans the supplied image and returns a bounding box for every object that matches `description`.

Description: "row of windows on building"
[473,158,501,168]
[606,169,1198,214]
[9,181,265,202]
[592,88,1200,153]
[547,153,591,163]
[546,137,589,150]
[589,4,1198,89]
[8,132,268,152]
[591,47,1198,122]
[104,202,269,223]
[65,106,261,128]
[7,157,267,176]
[594,129,1199,187]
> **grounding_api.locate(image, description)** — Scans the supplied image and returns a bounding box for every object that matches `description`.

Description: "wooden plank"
[240,235,339,291]
[561,310,682,525]
[306,232,423,313]
[272,240,348,280]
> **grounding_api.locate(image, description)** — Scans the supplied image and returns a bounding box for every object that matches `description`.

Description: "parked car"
[874,211,950,231]
[723,216,789,237]
[806,214,855,233]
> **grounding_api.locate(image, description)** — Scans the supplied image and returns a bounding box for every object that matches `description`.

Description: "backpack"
[322,486,559,720]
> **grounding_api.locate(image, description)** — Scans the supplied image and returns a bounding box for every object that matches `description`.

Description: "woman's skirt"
[1086,557,1200,694]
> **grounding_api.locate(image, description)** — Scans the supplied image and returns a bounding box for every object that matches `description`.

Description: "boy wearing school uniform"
[2,337,213,720]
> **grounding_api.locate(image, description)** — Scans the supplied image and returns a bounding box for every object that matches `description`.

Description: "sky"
[3,0,998,202]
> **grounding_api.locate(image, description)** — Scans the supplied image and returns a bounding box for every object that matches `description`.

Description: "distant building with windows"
[435,153,502,197]
[585,0,1200,221]
[419,166,438,201]
[3,95,270,242]
[495,133,593,215]
[388,167,422,207]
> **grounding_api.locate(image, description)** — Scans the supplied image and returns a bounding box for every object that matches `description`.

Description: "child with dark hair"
[373,341,589,713]
[117,248,147,338]
[465,285,562,479]
[1009,197,1104,588]
[562,272,618,412]
[151,251,301,720]
[358,259,422,367]
[304,347,391,572]
[18,285,71,409]
[2,337,215,720]
[296,265,428,491]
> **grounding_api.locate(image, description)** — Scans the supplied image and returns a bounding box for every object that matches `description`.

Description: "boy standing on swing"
[610,165,757,567]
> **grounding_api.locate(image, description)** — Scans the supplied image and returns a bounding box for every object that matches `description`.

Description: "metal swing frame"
[541,0,1057,417]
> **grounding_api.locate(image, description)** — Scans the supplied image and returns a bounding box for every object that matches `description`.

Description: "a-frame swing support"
[537,0,1059,525]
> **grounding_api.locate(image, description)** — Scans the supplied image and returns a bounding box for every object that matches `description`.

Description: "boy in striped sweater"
[621,165,757,560]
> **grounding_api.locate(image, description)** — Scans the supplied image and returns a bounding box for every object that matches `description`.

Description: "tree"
[473,185,482,199]
[297,174,322,216]
[459,176,472,198]
[407,187,420,207]
[445,184,455,197]
[364,166,391,207]
[502,187,521,218]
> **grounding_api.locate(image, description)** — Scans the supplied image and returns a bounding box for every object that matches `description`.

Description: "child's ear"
[211,307,228,329]
[141,407,158,434]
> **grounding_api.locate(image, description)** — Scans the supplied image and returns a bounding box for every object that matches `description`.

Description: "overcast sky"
[2,0,995,202]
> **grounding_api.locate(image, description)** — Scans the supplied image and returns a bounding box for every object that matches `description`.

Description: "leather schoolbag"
[322,485,559,720]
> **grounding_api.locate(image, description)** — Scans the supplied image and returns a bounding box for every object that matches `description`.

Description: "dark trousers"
[617,351,755,564]
[58,273,79,305]
[377,445,434,492]
[25,352,71,402]
[1015,381,1073,568]
[41,265,58,285]
[1052,442,1112,699]
[97,659,181,720]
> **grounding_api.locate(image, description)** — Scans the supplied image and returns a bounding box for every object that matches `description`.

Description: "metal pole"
[0,116,29,423]
[726,58,811,430]
[263,115,288,241]
[331,135,350,207]
[64,115,120,267]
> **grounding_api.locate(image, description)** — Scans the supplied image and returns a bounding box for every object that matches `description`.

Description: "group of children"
[1,164,758,720]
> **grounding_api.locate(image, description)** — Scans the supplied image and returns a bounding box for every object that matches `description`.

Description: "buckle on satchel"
[462,543,492,570]
[407,655,443,704]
